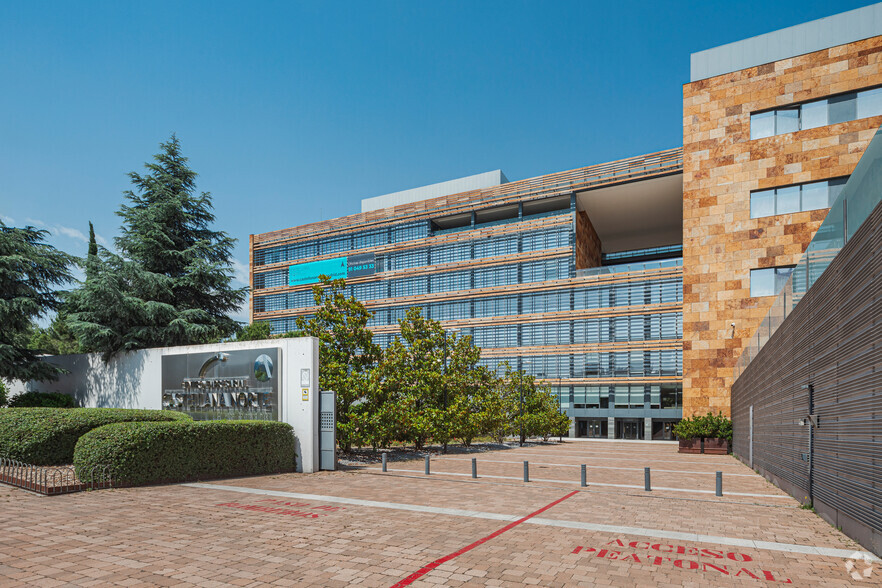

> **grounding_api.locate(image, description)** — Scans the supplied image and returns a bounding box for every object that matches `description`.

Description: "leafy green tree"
[372,307,447,450]
[29,313,80,355]
[67,135,247,356]
[371,308,486,452]
[296,276,380,451]
[520,385,569,441]
[234,321,272,341]
[447,365,499,447]
[0,222,75,381]
[496,364,568,444]
[433,330,488,451]
[489,363,522,443]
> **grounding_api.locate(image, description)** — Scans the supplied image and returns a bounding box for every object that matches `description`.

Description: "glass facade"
[253,192,684,439]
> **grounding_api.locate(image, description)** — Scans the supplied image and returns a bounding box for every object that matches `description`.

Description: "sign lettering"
[216,498,347,519]
[571,539,791,583]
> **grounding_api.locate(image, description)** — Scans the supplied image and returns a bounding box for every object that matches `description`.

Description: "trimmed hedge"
[8,391,77,408]
[0,408,192,465]
[73,420,296,485]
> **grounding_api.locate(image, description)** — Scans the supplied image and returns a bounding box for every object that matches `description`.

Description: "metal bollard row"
[380,454,722,498]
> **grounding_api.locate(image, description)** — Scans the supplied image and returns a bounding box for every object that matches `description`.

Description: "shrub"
[0,408,191,465]
[74,420,296,485]
[673,412,733,442]
[8,391,77,408]
[0,380,6,407]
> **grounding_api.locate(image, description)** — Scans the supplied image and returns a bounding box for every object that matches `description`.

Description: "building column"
[607,416,615,439]
[568,417,576,438]
[644,417,652,441]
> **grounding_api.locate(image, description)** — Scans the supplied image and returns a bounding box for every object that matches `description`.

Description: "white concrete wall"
[7,337,321,473]
[690,3,882,81]
[360,170,508,212]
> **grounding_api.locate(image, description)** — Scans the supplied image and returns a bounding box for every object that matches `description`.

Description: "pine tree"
[67,135,247,356]
[0,221,74,381]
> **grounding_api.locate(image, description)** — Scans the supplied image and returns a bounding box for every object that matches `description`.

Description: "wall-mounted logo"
[254,354,274,382]
[200,352,229,377]
[845,551,875,581]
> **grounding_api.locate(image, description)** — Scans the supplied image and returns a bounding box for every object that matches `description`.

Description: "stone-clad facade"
[681,36,882,416]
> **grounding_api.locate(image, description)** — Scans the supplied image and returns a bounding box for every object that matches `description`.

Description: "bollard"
[425,455,430,475]
[471,457,477,479]
[382,452,387,472]
[580,464,587,487]
[716,471,723,496]
[524,460,529,483]
[644,467,651,491]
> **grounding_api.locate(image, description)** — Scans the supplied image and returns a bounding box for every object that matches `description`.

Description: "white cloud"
[0,215,14,225]
[230,258,250,285]
[23,216,108,246]
[230,295,251,324]
[53,225,88,242]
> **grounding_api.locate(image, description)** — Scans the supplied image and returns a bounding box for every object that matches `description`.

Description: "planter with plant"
[673,412,732,454]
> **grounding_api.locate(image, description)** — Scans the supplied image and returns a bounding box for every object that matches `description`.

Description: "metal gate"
[319,390,336,471]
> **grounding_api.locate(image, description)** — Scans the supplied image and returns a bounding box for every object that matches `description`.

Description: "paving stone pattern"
[0,441,876,587]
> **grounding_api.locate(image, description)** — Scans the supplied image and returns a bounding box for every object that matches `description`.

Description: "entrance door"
[587,418,607,438]
[616,419,642,440]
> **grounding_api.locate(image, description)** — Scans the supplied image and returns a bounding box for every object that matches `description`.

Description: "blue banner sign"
[288,253,377,286]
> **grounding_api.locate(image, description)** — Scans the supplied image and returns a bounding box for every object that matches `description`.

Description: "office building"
[251,154,685,439]
[251,4,882,438]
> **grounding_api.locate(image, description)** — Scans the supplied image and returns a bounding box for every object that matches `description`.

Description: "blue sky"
[0,0,872,322]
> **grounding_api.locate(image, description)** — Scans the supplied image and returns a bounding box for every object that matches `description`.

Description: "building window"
[750,178,848,218]
[750,86,882,139]
[750,266,795,298]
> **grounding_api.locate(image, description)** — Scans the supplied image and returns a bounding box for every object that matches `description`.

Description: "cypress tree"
[67,135,247,356]
[89,221,98,255]
[87,221,97,257]
[85,221,98,282]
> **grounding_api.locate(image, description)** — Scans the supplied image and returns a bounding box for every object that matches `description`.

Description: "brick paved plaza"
[1,441,878,587]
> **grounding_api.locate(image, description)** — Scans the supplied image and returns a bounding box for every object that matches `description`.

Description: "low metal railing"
[0,457,114,495]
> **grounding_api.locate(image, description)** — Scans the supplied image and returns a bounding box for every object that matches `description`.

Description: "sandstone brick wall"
[682,36,882,417]
[575,210,602,269]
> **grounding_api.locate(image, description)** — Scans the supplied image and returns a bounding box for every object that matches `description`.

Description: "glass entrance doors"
[616,418,643,440]
[575,418,608,438]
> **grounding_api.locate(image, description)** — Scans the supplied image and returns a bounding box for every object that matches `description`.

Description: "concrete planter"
[677,438,702,454]
[678,438,730,454]
[703,437,730,455]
